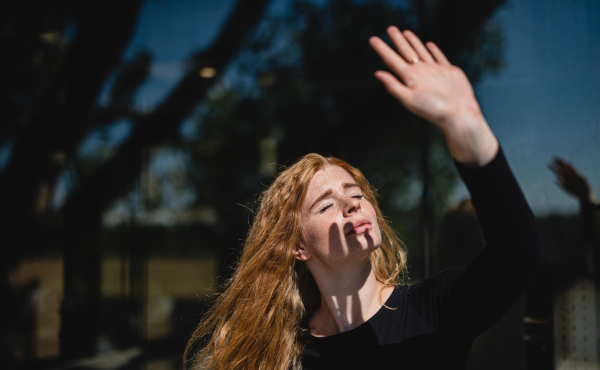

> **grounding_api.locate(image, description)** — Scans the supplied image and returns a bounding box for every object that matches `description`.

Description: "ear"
[294,241,311,261]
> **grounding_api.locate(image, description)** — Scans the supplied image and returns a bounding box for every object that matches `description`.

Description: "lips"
[346,218,372,235]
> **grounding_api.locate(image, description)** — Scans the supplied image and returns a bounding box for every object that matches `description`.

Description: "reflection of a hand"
[549,157,592,202]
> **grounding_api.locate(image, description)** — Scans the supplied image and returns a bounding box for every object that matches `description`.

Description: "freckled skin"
[298,165,382,268]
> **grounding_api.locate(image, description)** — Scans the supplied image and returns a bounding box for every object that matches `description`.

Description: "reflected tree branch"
[0,0,145,225]
[60,0,271,222]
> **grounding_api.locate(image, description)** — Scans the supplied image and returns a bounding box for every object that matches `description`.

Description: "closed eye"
[318,195,363,213]
[319,203,333,213]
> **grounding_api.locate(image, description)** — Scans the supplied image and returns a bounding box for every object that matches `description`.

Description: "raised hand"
[549,158,593,202]
[369,26,498,166]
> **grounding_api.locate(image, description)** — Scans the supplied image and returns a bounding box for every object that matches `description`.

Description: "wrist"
[579,192,597,205]
[442,111,499,167]
[441,105,486,134]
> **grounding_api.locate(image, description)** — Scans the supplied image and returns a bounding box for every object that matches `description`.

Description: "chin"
[351,230,382,254]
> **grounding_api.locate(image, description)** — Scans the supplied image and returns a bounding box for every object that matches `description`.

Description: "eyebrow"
[309,183,360,212]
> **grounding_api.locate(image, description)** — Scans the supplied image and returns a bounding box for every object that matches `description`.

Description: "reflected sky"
[456,0,600,215]
[95,0,600,216]
[124,0,239,108]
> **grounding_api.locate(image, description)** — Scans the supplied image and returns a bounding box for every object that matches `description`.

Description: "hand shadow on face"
[326,222,375,330]
[329,220,376,257]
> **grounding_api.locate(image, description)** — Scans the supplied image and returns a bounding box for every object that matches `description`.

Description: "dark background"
[2,0,599,369]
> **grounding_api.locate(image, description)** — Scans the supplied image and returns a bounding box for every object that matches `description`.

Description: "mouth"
[346,219,372,235]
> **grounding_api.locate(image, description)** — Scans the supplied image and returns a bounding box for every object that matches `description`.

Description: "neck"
[307,259,393,336]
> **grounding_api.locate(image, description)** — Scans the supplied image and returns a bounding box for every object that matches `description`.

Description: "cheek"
[304,221,346,256]
[366,205,383,246]
[372,221,383,246]
[301,222,354,267]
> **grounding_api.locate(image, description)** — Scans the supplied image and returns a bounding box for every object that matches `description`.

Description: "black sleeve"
[408,146,544,342]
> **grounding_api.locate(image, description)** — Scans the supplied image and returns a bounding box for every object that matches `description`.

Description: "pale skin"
[294,26,499,337]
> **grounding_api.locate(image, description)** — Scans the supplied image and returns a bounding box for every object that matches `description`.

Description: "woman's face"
[297,165,382,267]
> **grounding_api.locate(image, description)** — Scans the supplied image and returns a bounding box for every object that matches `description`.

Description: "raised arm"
[370,27,543,340]
[368,26,498,167]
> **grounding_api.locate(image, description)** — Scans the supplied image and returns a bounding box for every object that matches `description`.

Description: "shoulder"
[407,266,467,296]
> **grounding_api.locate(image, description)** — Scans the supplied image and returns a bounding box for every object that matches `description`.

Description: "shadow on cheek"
[328,223,344,257]
[365,232,374,248]
[327,222,377,258]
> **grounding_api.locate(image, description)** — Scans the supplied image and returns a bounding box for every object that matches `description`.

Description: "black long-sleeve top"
[301,147,544,369]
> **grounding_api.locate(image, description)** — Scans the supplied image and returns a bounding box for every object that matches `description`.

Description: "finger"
[426,41,451,65]
[550,164,567,179]
[554,159,570,174]
[403,30,434,62]
[374,70,411,103]
[369,36,409,77]
[554,158,568,166]
[562,162,577,176]
[564,163,586,181]
[549,159,563,173]
[387,26,420,64]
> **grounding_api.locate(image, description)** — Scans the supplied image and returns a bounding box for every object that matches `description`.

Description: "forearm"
[455,147,543,273]
[438,147,544,338]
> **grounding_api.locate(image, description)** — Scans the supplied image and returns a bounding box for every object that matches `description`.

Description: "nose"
[343,195,361,217]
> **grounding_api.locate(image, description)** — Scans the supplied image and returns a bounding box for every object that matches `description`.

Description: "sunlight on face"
[298,165,382,267]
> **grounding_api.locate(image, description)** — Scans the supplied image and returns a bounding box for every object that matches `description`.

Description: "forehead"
[305,165,356,198]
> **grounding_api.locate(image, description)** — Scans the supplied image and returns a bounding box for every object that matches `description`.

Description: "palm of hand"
[406,64,479,127]
[369,27,481,130]
[370,26,498,167]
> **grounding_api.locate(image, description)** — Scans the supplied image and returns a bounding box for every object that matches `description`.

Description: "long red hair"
[184,153,407,370]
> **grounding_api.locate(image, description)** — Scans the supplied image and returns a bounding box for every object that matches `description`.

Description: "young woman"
[184,27,543,370]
